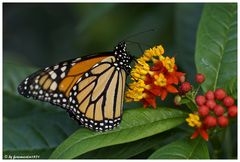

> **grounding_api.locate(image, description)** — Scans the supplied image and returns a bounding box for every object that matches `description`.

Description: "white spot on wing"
[51,72,57,79]
[60,73,65,78]
[61,66,67,71]
[54,65,59,70]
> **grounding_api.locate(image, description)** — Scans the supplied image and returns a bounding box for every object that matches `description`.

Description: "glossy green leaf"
[148,137,209,159]
[78,131,168,159]
[195,4,237,92]
[50,108,187,159]
[78,128,186,159]
[224,77,237,99]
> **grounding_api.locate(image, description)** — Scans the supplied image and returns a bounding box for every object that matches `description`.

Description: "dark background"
[3,3,203,109]
[3,3,203,77]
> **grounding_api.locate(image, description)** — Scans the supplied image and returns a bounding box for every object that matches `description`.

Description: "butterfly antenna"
[125,40,144,54]
[133,56,138,63]
[123,28,157,41]
[121,28,158,54]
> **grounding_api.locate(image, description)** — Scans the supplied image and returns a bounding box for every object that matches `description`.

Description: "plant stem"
[185,95,197,112]
[193,85,201,98]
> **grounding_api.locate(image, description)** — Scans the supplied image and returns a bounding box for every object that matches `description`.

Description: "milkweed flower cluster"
[125,45,185,108]
[181,73,237,141]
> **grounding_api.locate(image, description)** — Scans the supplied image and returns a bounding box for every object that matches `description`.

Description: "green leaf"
[195,4,237,92]
[50,108,187,159]
[78,128,186,159]
[224,77,237,99]
[148,137,210,159]
[78,130,172,159]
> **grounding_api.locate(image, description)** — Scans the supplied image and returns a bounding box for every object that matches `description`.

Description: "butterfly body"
[18,42,133,132]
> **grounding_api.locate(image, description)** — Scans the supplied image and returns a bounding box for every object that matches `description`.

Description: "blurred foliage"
[4,3,201,71]
[3,3,203,111]
[3,3,237,159]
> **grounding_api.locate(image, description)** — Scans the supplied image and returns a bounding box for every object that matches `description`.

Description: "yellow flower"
[125,80,146,102]
[143,45,164,61]
[130,57,150,81]
[152,45,164,57]
[161,56,175,73]
[125,43,184,108]
[186,113,202,128]
[153,73,167,87]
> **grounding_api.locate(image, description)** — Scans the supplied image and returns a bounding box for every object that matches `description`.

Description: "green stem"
[185,95,196,106]
[193,85,201,98]
[185,95,197,112]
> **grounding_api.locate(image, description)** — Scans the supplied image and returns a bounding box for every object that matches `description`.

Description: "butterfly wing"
[18,41,132,132]
[67,56,127,131]
[18,54,112,109]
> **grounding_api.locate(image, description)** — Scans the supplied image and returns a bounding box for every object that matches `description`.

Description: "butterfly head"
[114,42,133,73]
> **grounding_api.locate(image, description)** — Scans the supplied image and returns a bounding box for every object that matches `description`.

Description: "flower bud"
[204,115,217,128]
[195,73,205,84]
[218,116,229,127]
[214,88,226,100]
[195,95,206,106]
[174,95,182,106]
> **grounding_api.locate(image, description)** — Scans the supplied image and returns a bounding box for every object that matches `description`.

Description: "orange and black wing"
[18,41,133,132]
[67,56,127,131]
[18,54,112,109]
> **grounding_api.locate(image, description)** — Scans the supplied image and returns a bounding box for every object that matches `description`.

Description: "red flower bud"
[179,82,192,94]
[204,115,217,128]
[206,100,216,110]
[228,105,237,118]
[179,75,185,83]
[195,73,205,84]
[214,105,225,116]
[223,96,235,107]
[218,116,229,127]
[205,90,215,100]
[195,95,206,106]
[198,105,209,117]
[214,88,226,100]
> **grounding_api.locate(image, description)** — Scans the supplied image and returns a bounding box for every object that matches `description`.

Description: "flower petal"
[166,85,178,93]
[145,97,156,108]
[149,85,161,96]
[160,89,168,100]
[199,128,209,141]
[190,129,199,139]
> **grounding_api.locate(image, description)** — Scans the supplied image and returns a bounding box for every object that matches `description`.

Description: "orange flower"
[185,113,209,141]
[125,45,185,108]
[191,126,209,141]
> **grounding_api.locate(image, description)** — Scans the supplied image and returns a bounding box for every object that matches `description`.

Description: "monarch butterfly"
[18,42,133,132]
